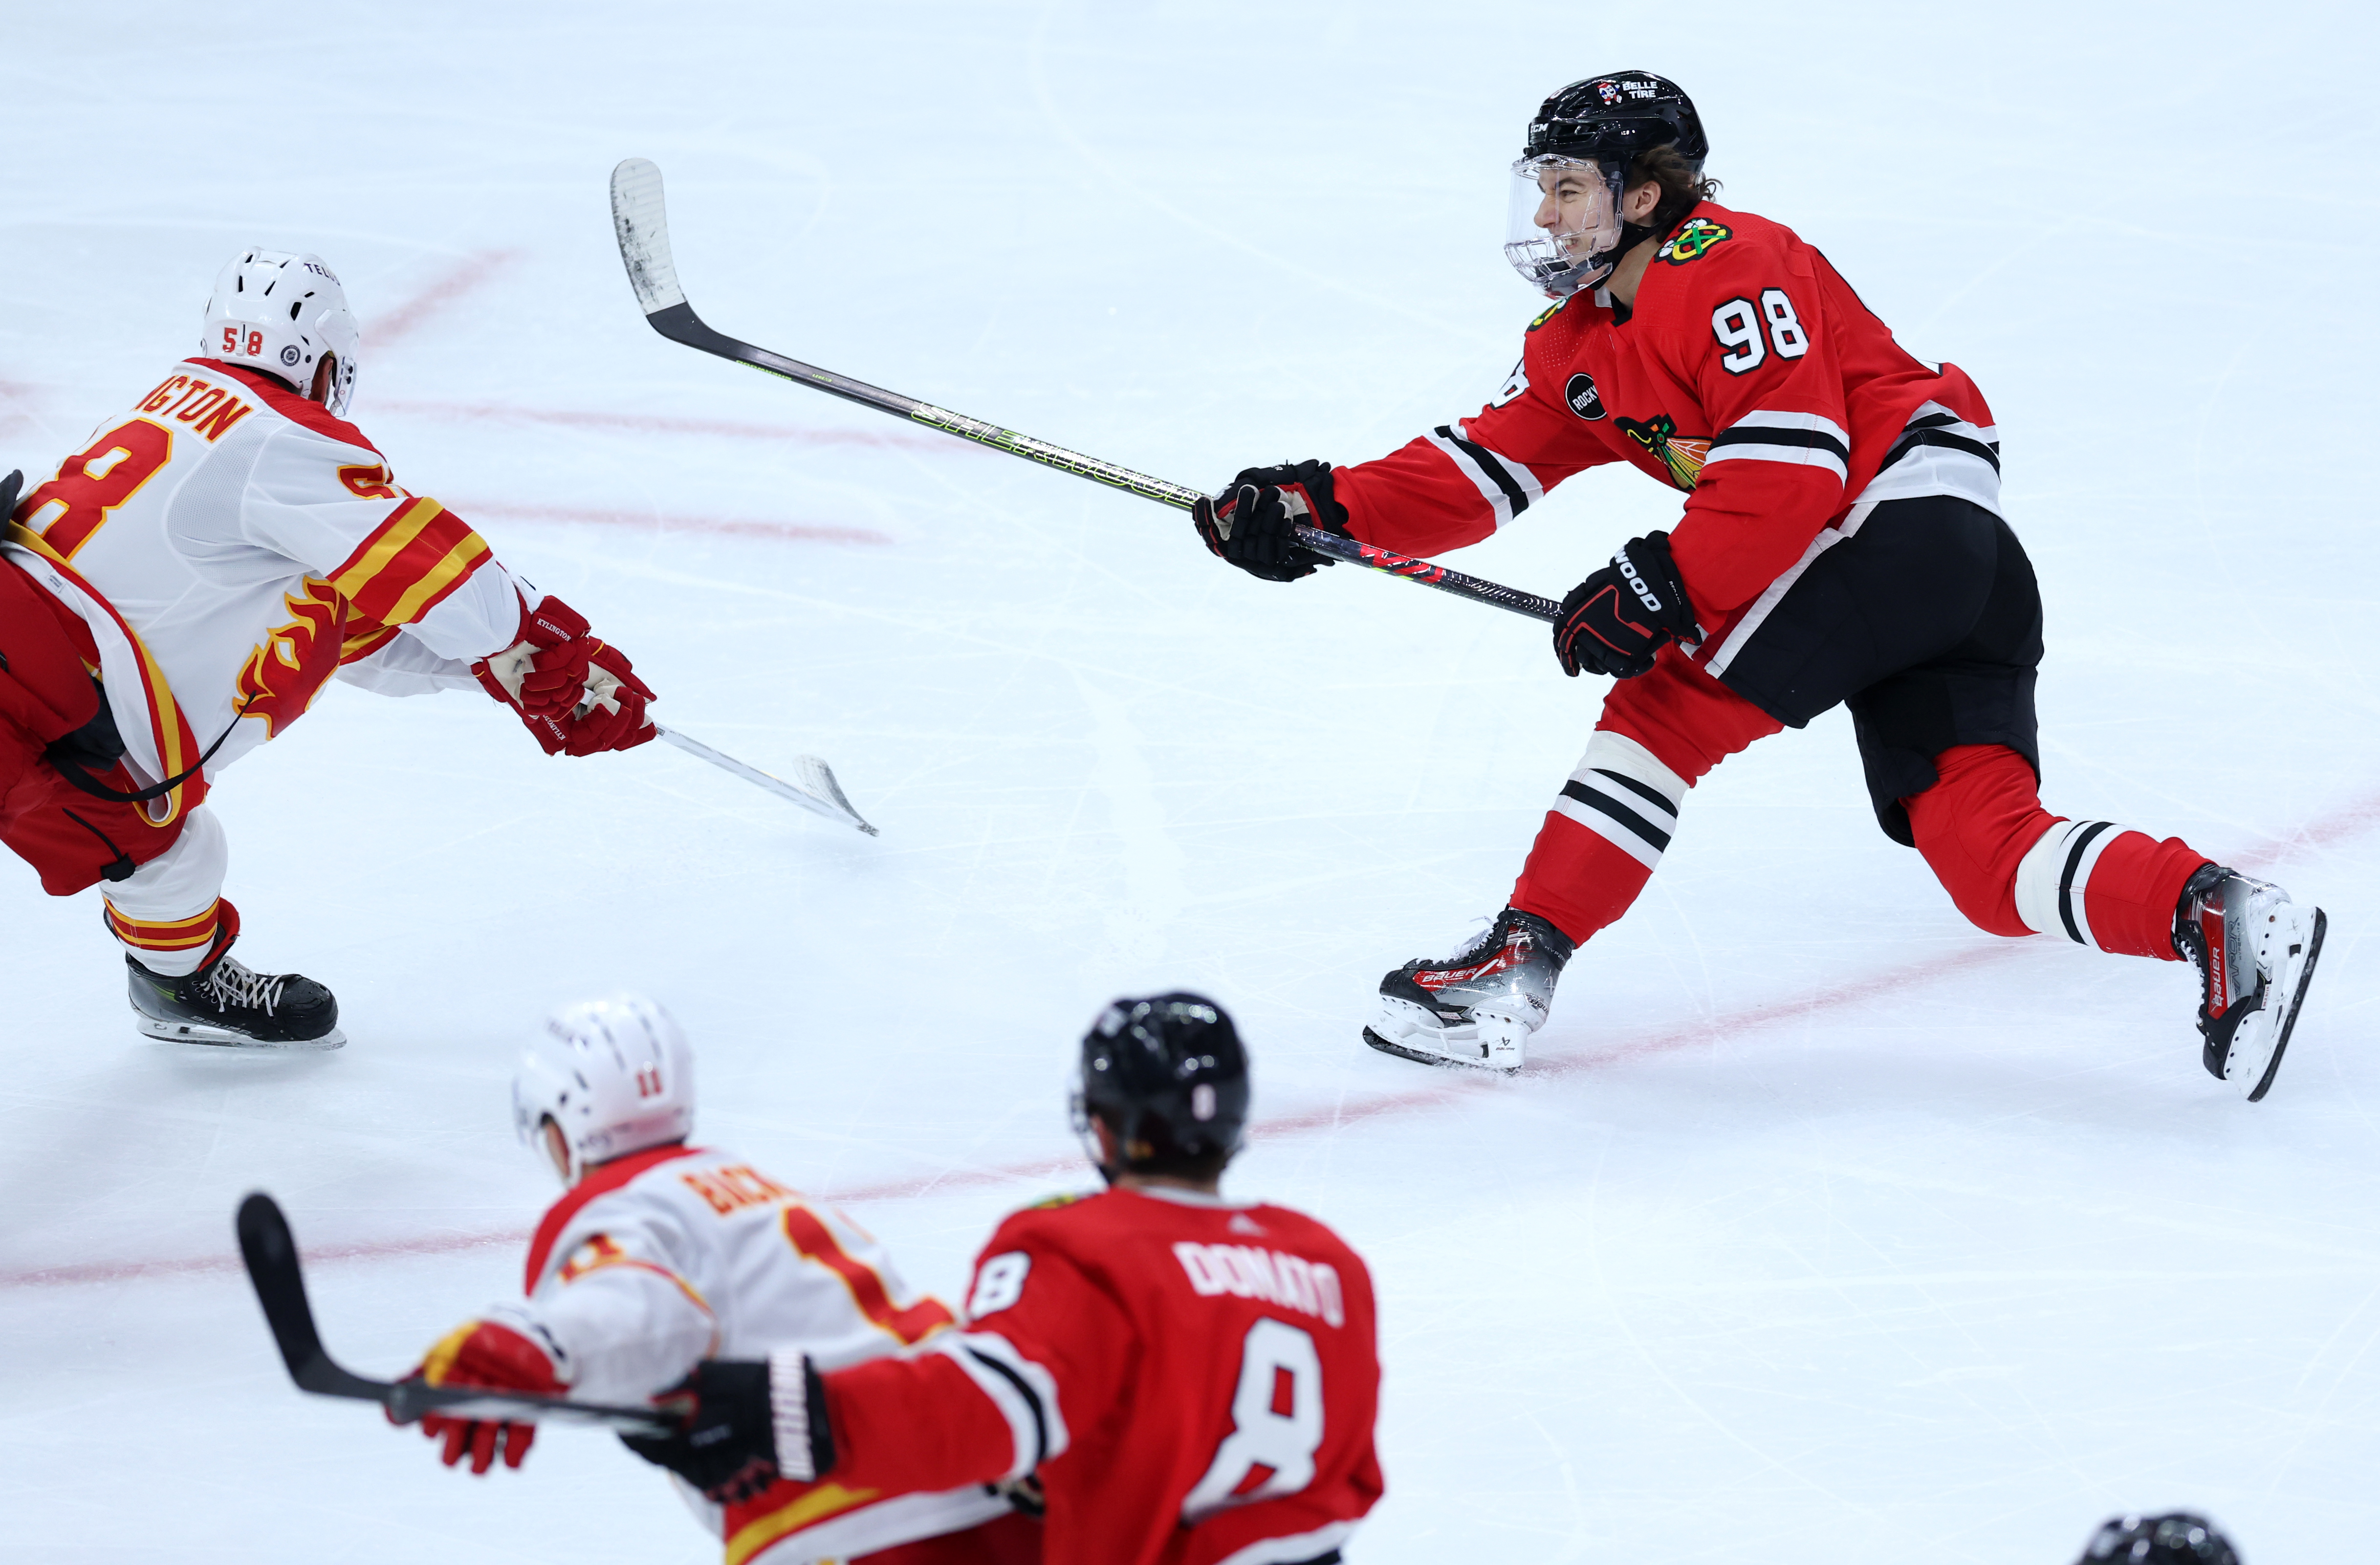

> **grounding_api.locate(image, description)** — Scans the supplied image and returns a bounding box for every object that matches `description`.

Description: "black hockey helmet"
[1522,71,1708,170]
[2074,1513,2241,1565]
[1506,72,1707,298]
[1072,992,1250,1179]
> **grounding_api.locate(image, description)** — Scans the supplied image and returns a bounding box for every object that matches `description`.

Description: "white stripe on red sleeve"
[931,1330,1070,1480]
[1421,423,1542,529]
[1702,409,1851,483]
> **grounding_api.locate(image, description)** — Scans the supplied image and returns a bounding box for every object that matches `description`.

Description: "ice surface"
[2,2,2377,1561]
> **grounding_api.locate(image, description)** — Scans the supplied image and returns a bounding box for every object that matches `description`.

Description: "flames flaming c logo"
[235,580,349,738]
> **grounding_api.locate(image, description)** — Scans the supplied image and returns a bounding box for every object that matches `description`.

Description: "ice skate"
[1363,908,1573,1073]
[128,946,344,1050]
[2172,865,2323,1102]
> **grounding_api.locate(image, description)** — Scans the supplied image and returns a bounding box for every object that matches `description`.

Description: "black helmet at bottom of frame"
[2074,1513,2241,1565]
[1073,992,1249,1180]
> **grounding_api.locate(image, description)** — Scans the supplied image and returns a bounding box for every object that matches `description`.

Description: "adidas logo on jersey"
[1174,1240,1346,1327]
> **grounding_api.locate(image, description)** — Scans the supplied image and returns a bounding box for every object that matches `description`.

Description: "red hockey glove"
[1192,460,1350,583]
[473,594,659,757]
[1552,529,1702,679]
[400,1319,564,1475]
[619,1353,835,1503]
[557,645,657,756]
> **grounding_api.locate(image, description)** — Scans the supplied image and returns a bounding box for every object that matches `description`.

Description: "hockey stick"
[235,1192,679,1436]
[655,725,879,836]
[608,158,1563,625]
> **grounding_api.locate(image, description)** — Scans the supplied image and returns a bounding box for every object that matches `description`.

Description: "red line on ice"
[457,497,892,547]
[364,250,519,348]
[5,788,2372,1293]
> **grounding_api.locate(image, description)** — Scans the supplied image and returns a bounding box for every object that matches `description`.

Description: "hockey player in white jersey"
[396,994,1038,1565]
[0,250,658,1047]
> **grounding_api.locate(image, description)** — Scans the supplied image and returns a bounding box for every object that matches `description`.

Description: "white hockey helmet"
[199,249,361,417]
[511,993,695,1184]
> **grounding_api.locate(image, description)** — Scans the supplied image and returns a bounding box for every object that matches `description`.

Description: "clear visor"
[1068,1067,1107,1173]
[1503,154,1624,298]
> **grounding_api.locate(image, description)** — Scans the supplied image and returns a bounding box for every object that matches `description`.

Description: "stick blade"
[236,1192,385,1402]
[796,755,879,837]
[611,157,687,315]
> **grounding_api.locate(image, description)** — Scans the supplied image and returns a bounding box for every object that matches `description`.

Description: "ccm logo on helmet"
[1615,546,1664,612]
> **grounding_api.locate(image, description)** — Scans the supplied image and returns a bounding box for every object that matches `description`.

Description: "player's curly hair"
[1630,143,1721,237]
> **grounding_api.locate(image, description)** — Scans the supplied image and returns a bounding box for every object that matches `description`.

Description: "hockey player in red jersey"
[394,994,1038,1565]
[1190,72,2325,1098]
[0,249,656,1048]
[621,993,1384,1565]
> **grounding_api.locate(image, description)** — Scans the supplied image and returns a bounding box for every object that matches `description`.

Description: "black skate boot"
[126,927,344,1050]
[2171,863,2323,1102]
[1363,908,1574,1073]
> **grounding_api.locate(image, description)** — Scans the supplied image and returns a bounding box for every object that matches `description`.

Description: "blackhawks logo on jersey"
[1616,413,1710,491]
[1527,297,1570,332]
[1658,217,1732,265]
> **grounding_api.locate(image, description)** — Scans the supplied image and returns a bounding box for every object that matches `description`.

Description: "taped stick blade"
[610,158,687,315]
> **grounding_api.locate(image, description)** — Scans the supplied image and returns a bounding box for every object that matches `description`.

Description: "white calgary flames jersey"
[3,358,524,824]
[493,1144,1009,1565]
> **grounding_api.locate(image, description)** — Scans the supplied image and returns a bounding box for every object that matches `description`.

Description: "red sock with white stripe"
[1906,744,2209,959]
[1509,731,1683,945]
[2013,817,2210,959]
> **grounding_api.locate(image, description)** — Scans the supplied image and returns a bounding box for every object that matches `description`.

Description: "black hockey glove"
[619,1354,836,1504]
[1191,460,1352,583]
[1552,529,1702,679]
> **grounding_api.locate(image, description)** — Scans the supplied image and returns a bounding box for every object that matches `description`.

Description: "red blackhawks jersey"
[822,1185,1383,1565]
[1333,200,2003,677]
[3,358,524,826]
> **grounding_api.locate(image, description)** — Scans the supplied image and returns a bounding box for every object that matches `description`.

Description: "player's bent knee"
[1905,745,2054,939]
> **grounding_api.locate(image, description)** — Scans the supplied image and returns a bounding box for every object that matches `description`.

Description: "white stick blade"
[610,157,687,314]
[795,756,879,837]
[655,726,878,836]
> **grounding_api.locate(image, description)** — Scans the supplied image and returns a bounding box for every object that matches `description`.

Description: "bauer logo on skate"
[235,580,347,739]
[1417,947,1521,990]
[1173,1241,1346,1327]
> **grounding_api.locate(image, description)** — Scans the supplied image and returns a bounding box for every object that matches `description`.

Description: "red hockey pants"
[0,558,230,972]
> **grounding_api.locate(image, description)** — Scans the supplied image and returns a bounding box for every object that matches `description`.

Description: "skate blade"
[2236,905,2325,1103]
[1360,1025,1520,1075]
[1368,992,1522,1073]
[135,1016,347,1051]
